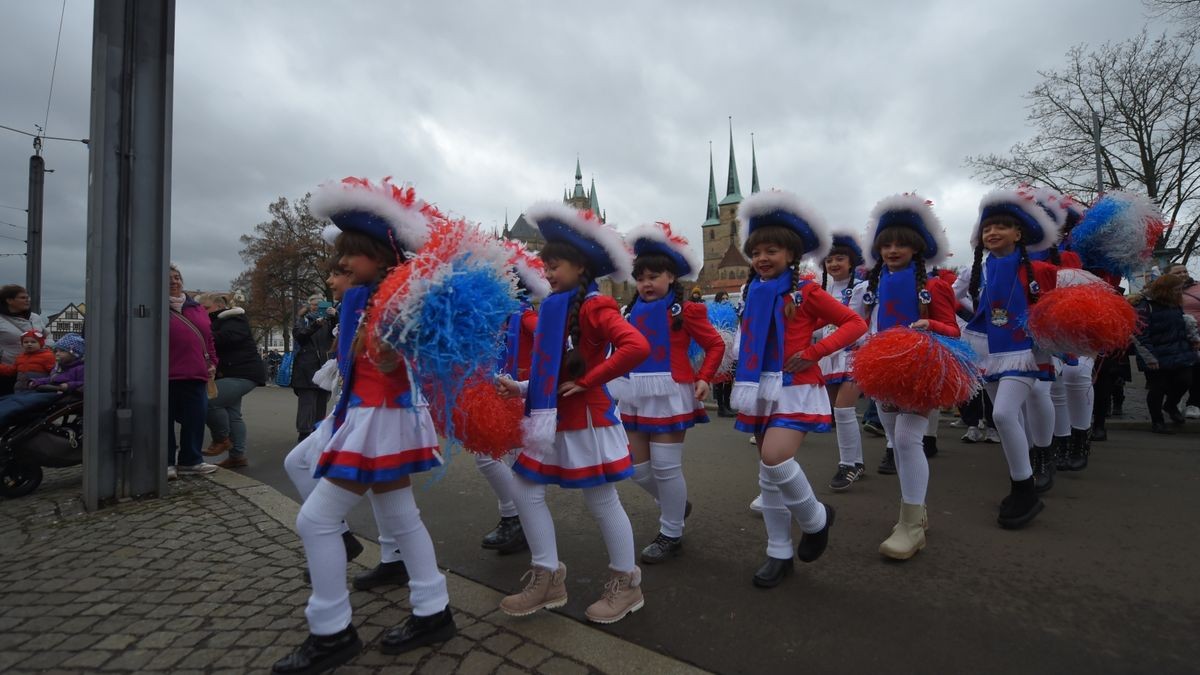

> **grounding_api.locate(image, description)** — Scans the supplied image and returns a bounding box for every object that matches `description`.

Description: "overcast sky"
[0,0,1173,313]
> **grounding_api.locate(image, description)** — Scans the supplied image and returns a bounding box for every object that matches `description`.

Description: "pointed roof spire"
[751,132,760,194]
[720,117,743,206]
[588,175,600,217]
[704,141,720,225]
[572,156,586,199]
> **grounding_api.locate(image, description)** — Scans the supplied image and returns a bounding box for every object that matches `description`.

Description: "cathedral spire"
[751,132,760,194]
[572,157,586,199]
[720,117,743,206]
[589,176,601,217]
[704,142,720,225]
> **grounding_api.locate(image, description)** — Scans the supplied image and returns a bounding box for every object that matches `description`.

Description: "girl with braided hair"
[961,187,1061,530]
[730,190,867,589]
[613,222,725,565]
[817,230,870,491]
[495,203,650,624]
[853,194,959,560]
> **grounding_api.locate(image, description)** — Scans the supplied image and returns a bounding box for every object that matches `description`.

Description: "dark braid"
[821,268,829,290]
[561,268,593,381]
[865,260,885,306]
[623,292,638,317]
[1045,245,1062,266]
[913,253,930,319]
[968,244,985,308]
[672,282,686,331]
[1017,241,1039,305]
[783,261,801,319]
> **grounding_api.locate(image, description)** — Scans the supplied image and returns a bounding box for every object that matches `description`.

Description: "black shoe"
[1166,407,1186,425]
[380,608,457,655]
[796,504,835,563]
[878,448,897,475]
[640,532,683,564]
[1066,428,1092,471]
[997,478,1044,530]
[1051,436,1072,471]
[829,463,863,491]
[923,436,938,458]
[342,531,364,562]
[1031,445,1055,494]
[272,625,362,675]
[1090,426,1107,442]
[752,556,794,588]
[1151,421,1175,435]
[352,560,410,591]
[481,516,528,554]
[863,421,885,437]
[685,500,693,519]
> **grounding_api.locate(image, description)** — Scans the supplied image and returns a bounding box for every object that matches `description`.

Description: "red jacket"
[562,296,650,431]
[631,301,726,384]
[515,309,538,381]
[785,283,868,385]
[349,329,414,409]
[1059,250,1083,269]
[0,348,56,378]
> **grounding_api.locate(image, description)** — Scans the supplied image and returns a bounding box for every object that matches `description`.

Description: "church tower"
[699,119,752,292]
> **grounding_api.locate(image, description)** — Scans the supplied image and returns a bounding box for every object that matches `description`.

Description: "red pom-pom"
[1026,284,1137,355]
[431,376,523,459]
[851,328,981,410]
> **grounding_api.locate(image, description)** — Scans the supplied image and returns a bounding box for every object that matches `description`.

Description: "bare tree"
[233,195,334,351]
[967,31,1200,263]
[1145,0,1200,29]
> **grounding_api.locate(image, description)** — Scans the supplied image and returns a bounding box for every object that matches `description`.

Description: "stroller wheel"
[0,459,43,498]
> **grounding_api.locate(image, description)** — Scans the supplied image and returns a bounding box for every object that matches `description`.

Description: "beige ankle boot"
[879,502,927,560]
[584,566,645,624]
[499,563,567,616]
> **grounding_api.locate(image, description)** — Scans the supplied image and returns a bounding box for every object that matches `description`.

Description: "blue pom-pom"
[706,302,740,332]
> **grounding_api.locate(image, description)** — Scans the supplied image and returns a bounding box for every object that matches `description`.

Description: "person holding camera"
[293,293,336,442]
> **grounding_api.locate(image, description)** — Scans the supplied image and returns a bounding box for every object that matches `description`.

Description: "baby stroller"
[0,389,83,498]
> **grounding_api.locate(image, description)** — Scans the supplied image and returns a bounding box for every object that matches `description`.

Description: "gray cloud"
[0,0,1165,314]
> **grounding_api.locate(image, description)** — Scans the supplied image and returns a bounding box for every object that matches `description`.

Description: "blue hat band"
[750,211,820,255]
[331,210,395,246]
[633,240,690,277]
[980,204,1045,246]
[877,210,939,260]
[538,218,617,278]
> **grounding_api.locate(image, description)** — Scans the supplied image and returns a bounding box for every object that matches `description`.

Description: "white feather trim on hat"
[626,221,703,282]
[502,239,551,300]
[736,189,832,265]
[523,201,633,282]
[322,224,340,245]
[310,177,431,252]
[974,186,1062,253]
[862,193,950,268]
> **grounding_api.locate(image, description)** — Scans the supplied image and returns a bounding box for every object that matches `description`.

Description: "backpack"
[275,351,294,387]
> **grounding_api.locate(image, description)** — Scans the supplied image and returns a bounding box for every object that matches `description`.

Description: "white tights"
[878,409,930,504]
[511,478,636,573]
[985,377,1038,480]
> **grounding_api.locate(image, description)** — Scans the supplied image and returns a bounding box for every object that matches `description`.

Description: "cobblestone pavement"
[0,467,703,675]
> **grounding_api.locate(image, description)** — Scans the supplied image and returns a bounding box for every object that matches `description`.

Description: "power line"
[0,253,27,257]
[0,122,86,145]
[0,220,25,229]
[43,0,68,136]
[0,204,26,212]
[0,233,27,243]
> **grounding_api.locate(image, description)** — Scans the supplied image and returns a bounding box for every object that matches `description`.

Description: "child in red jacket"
[0,330,56,391]
[615,221,725,564]
[496,203,650,624]
[730,190,867,589]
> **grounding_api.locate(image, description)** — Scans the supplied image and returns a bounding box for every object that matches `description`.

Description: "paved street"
[229,386,1200,675]
[1,384,1198,674]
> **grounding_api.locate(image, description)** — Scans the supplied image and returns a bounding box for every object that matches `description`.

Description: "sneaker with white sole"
[749,494,764,512]
[829,464,863,491]
[748,435,757,445]
[949,419,966,428]
[1186,405,1200,420]
[961,426,985,444]
[585,567,644,624]
[167,466,178,481]
[985,428,1001,444]
[176,463,218,475]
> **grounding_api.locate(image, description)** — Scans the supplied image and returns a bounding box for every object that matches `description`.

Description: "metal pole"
[83,0,175,509]
[1092,112,1104,196]
[26,155,44,314]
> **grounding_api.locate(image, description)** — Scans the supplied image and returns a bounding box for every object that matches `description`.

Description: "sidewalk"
[0,467,706,675]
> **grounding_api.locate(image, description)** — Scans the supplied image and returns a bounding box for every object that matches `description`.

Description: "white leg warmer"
[760,460,826,534]
[582,483,637,573]
[368,488,449,617]
[650,441,687,538]
[757,478,794,560]
[474,453,519,518]
[296,480,361,635]
[833,407,863,465]
[1064,359,1095,430]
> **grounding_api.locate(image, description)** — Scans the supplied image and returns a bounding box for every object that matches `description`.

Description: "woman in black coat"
[1132,275,1200,435]
[200,293,266,467]
[292,293,335,442]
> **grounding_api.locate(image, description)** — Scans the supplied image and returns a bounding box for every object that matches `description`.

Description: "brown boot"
[499,563,567,617]
[217,455,248,469]
[879,502,927,561]
[203,438,233,457]
[584,567,645,624]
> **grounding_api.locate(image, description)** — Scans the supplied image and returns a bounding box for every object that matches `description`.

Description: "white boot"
[879,502,927,560]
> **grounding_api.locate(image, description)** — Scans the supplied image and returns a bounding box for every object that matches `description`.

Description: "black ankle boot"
[481,516,528,554]
[272,625,362,674]
[352,560,410,591]
[380,607,457,655]
[1031,445,1055,494]
[1066,428,1091,471]
[796,504,836,562]
[752,556,794,588]
[878,448,897,475]
[923,435,938,458]
[997,478,1044,530]
[1051,436,1072,471]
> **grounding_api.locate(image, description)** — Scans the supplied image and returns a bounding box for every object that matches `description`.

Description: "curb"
[205,471,708,675]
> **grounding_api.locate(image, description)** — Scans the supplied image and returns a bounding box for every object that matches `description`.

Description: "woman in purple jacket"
[168,264,219,480]
[0,332,86,427]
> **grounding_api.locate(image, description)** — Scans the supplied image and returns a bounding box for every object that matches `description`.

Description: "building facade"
[698,125,759,295]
